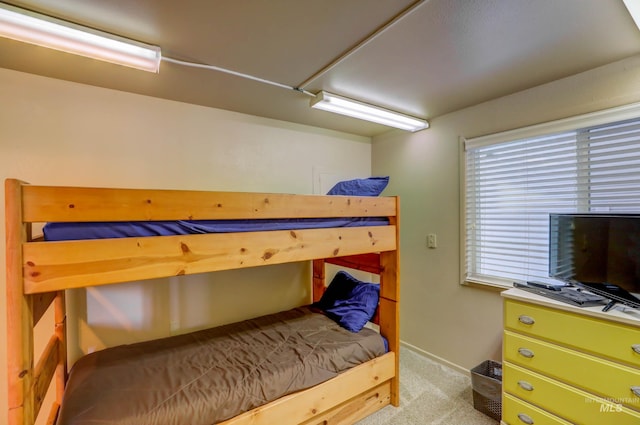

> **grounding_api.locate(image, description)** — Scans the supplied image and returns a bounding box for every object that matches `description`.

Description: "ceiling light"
[310,91,428,132]
[0,2,161,72]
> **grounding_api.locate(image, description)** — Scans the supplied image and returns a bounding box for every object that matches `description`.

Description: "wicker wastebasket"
[470,360,502,420]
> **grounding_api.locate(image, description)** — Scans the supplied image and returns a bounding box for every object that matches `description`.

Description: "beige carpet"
[356,348,500,425]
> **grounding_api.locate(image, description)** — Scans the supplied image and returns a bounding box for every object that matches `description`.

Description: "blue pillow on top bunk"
[313,271,379,332]
[326,176,389,196]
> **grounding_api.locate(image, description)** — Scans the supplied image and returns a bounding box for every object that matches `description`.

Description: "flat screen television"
[549,213,640,308]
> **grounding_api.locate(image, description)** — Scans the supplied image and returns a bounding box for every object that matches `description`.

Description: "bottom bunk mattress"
[56,306,387,425]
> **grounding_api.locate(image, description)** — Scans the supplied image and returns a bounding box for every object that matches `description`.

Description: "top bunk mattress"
[56,306,387,425]
[39,177,392,241]
[43,217,390,241]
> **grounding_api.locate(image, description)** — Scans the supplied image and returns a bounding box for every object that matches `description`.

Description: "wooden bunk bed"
[5,178,400,425]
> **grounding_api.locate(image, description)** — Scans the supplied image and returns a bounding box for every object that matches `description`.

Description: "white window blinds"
[464,114,640,287]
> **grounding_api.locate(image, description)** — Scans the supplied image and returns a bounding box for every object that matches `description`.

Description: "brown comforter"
[56,307,386,425]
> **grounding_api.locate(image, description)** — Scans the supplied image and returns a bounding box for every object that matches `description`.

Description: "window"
[463,105,640,287]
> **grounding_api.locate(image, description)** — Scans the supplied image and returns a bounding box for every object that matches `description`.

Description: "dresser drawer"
[503,392,572,425]
[504,299,640,367]
[504,330,640,410]
[503,362,640,424]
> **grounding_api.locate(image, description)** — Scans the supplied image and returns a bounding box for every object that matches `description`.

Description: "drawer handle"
[518,380,534,391]
[631,386,640,397]
[517,413,535,424]
[518,348,535,358]
[632,344,640,355]
[518,315,535,325]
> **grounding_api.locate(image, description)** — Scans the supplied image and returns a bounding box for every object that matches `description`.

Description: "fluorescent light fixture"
[0,2,161,72]
[310,91,429,132]
[624,0,640,31]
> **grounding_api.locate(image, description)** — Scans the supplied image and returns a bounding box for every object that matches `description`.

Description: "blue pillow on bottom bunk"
[313,271,379,332]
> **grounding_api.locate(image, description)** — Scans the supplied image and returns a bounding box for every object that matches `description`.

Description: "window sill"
[461,279,510,292]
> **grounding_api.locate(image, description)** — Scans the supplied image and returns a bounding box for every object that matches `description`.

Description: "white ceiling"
[1,0,640,137]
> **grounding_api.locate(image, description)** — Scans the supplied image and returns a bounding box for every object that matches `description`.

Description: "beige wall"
[372,53,640,372]
[0,68,373,421]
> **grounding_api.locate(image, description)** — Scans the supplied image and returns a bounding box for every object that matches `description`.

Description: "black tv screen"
[549,214,640,295]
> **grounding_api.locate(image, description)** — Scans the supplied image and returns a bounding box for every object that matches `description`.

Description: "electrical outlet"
[427,233,437,248]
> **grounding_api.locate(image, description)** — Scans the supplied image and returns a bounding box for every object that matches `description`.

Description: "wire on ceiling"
[162,56,316,97]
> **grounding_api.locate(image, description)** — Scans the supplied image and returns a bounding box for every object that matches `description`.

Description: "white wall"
[0,68,373,421]
[372,53,640,371]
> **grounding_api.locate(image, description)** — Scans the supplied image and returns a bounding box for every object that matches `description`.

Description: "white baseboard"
[400,340,471,376]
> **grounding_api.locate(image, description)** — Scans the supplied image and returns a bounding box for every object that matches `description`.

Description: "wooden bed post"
[6,179,35,425]
[379,197,400,407]
[53,290,67,422]
[6,179,67,425]
[379,251,399,407]
[312,259,326,303]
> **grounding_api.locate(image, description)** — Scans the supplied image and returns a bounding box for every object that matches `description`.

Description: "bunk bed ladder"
[6,179,67,425]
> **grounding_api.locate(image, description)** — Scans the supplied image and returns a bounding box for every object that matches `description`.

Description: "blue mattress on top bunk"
[43,217,390,241]
[43,177,392,241]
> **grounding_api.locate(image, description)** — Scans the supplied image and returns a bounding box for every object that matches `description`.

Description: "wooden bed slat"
[54,291,67,404]
[45,403,60,425]
[22,185,397,222]
[23,225,397,294]
[33,335,59,420]
[325,253,382,274]
[219,352,395,425]
[299,383,391,425]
